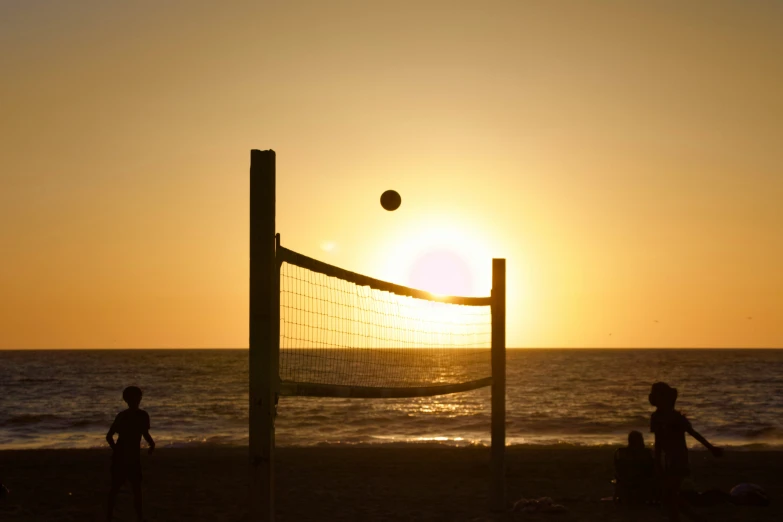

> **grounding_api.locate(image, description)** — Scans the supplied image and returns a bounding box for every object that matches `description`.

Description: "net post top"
[250,150,276,172]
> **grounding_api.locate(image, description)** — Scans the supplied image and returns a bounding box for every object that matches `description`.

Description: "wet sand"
[0,445,780,521]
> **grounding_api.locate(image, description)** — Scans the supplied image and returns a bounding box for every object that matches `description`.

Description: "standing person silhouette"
[106,386,155,522]
[649,382,722,522]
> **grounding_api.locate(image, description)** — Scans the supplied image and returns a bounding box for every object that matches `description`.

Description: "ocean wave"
[4,413,107,430]
[4,430,783,451]
[740,426,782,440]
[6,414,62,426]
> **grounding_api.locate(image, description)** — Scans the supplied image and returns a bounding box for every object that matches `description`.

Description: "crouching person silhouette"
[106,386,155,522]
[614,430,656,504]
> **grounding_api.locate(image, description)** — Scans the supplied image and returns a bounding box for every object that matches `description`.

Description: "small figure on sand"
[649,381,722,521]
[614,430,655,504]
[106,386,155,522]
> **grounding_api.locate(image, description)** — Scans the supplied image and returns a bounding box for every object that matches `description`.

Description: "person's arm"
[650,415,663,474]
[143,413,155,454]
[143,430,155,454]
[653,432,663,474]
[686,426,722,457]
[106,421,117,450]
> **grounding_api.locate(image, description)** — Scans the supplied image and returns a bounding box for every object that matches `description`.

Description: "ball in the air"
[380,190,401,211]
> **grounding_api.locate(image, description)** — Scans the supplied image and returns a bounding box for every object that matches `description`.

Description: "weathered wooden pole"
[249,149,277,522]
[491,258,507,511]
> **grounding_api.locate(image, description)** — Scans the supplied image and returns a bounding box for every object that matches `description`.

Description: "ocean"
[1,349,781,450]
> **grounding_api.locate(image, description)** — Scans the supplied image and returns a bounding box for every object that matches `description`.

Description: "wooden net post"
[249,149,277,522]
[491,258,506,511]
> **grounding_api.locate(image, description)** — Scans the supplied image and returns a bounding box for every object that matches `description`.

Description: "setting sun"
[377,221,494,299]
[409,249,473,297]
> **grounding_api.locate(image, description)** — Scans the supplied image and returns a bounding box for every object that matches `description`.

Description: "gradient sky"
[1,1,781,349]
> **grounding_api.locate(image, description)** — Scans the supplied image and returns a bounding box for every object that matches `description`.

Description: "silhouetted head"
[122,386,143,408]
[649,381,677,410]
[628,430,645,450]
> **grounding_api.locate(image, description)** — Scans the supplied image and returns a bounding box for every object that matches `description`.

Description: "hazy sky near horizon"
[1,1,781,349]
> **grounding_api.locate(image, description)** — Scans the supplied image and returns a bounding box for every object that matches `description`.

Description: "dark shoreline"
[1,445,780,521]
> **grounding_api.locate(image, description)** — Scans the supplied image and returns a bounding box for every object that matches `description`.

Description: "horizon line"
[1,346,781,351]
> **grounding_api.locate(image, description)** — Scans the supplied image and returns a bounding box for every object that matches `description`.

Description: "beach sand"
[1,445,780,521]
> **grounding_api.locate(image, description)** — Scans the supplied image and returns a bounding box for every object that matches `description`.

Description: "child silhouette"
[649,382,721,521]
[106,386,155,522]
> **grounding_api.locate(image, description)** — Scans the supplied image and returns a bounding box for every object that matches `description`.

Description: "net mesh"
[279,260,491,390]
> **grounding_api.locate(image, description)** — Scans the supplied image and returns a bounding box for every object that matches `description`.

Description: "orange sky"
[1,1,781,349]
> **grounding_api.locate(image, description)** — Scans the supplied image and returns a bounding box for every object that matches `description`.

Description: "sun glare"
[378,220,493,298]
[409,249,473,297]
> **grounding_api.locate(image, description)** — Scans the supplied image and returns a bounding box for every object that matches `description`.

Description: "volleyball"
[380,190,401,211]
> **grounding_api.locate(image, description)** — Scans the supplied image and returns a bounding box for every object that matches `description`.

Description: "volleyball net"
[277,246,493,398]
[248,149,507,519]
